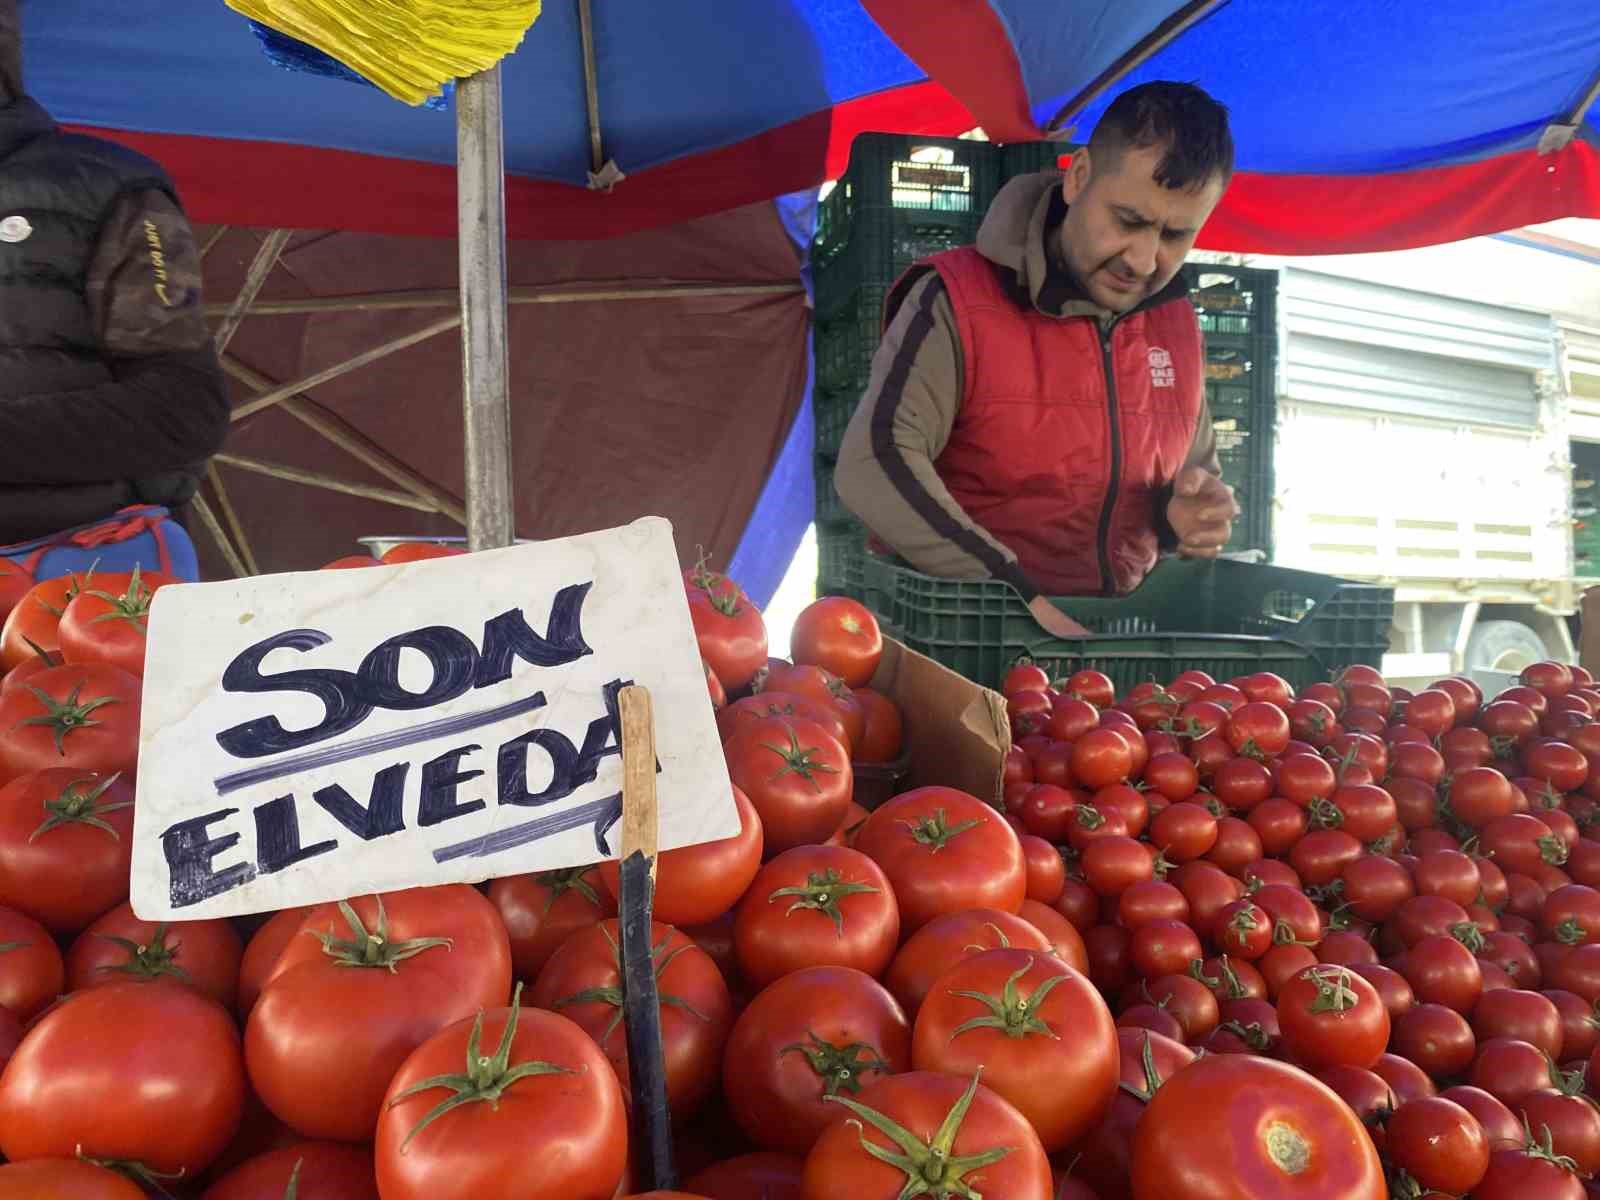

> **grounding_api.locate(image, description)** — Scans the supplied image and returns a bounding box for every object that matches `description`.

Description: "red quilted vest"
[896,246,1204,596]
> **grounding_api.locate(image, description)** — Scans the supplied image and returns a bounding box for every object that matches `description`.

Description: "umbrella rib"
[191,493,250,579]
[579,0,604,174]
[218,355,467,525]
[1540,61,1600,154]
[1042,0,1231,137]
[206,463,260,575]
[212,454,441,513]
[213,228,291,357]
[229,314,462,421]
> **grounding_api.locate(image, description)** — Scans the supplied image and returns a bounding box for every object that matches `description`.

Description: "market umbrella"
[866,0,1600,252]
[29,1,1600,251]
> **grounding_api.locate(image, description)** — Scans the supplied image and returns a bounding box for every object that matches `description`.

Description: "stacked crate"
[811,136,1278,597]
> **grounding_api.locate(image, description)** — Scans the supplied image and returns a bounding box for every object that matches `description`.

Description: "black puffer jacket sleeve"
[0,188,229,484]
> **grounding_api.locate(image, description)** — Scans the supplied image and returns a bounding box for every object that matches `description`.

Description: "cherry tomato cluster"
[998,656,1600,1199]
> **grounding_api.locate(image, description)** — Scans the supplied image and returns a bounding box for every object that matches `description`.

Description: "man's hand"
[1029,595,1091,638]
[1167,467,1239,559]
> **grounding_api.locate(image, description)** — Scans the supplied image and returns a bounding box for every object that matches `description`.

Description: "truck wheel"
[1464,620,1549,675]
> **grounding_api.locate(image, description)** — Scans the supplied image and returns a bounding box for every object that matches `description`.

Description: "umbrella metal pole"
[457,66,517,551]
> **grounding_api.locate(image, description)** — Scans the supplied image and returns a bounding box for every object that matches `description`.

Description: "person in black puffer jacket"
[0,0,229,545]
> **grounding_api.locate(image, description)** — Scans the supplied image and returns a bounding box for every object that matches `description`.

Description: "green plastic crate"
[999,141,1067,182]
[1186,263,1277,337]
[815,284,888,394]
[817,523,867,600]
[814,456,852,526]
[860,555,1392,693]
[814,384,860,462]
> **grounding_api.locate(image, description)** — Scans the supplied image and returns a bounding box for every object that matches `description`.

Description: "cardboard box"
[860,636,1011,808]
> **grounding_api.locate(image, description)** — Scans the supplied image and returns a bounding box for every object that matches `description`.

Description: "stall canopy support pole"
[1540,62,1600,153]
[1042,0,1228,137]
[457,66,516,552]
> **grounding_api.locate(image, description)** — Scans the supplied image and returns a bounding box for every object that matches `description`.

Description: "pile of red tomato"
[994,656,1600,1200]
[4,549,1600,1199]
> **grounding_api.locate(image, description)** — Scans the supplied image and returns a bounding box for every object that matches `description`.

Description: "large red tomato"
[1017,898,1088,971]
[489,866,616,983]
[801,1070,1053,1200]
[1074,1028,1196,1197]
[531,918,731,1119]
[0,980,244,1173]
[688,578,768,691]
[374,997,629,1200]
[65,901,243,1010]
[734,844,899,988]
[1275,964,1390,1071]
[1130,1053,1385,1200]
[0,905,64,1020]
[0,768,132,933]
[200,1142,380,1200]
[599,786,762,926]
[723,965,911,1155]
[854,787,1026,932]
[1473,1141,1587,1200]
[718,692,854,755]
[0,571,91,670]
[884,908,1052,1016]
[382,543,467,564]
[0,1159,147,1199]
[236,906,311,1018]
[724,717,852,853]
[0,560,32,628]
[790,597,883,688]
[911,948,1117,1152]
[852,688,905,764]
[246,885,512,1141]
[0,662,141,781]
[57,568,180,677]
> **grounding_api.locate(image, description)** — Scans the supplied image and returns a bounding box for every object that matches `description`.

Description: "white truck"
[1229,261,1600,686]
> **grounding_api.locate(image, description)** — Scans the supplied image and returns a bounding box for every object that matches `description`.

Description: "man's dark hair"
[1088,81,1234,190]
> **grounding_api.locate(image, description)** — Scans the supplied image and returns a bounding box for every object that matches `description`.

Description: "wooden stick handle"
[618,685,658,870]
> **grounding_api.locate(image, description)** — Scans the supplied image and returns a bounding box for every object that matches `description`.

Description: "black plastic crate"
[813,134,1001,317]
[860,555,1392,692]
[817,523,867,600]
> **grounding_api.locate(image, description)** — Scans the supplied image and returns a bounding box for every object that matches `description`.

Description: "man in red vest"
[835,82,1237,636]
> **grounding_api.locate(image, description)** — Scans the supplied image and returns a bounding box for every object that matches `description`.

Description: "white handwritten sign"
[130,517,736,920]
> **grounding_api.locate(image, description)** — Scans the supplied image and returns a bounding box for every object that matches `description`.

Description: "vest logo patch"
[0,216,33,244]
[1147,346,1176,389]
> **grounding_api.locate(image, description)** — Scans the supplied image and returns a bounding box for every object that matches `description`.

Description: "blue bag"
[0,504,200,583]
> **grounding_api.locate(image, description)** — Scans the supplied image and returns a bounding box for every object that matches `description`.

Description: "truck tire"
[1464,620,1548,675]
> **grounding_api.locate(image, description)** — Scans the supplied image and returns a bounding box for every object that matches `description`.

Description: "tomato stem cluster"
[768,868,879,935]
[946,958,1065,1041]
[30,772,128,842]
[780,1031,890,1097]
[389,981,573,1152]
[825,1069,1015,1200]
[311,897,454,973]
